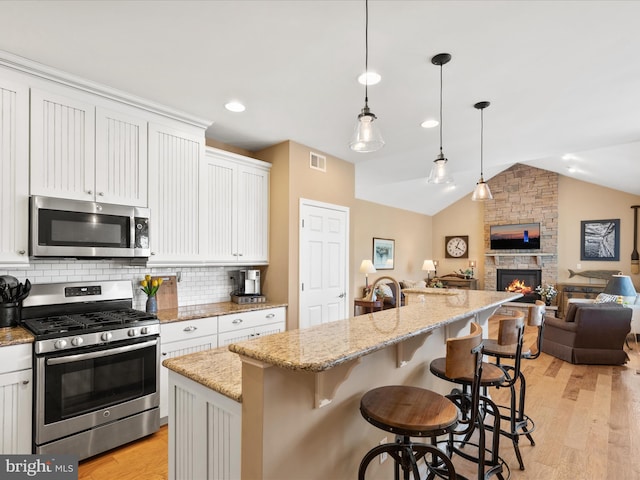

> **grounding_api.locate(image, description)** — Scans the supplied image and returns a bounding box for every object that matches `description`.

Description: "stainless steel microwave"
[30,196,150,258]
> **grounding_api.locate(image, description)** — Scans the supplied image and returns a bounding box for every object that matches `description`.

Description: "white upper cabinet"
[30,87,148,206]
[147,122,206,265]
[30,88,95,202]
[204,148,270,264]
[94,107,148,207]
[0,78,29,264]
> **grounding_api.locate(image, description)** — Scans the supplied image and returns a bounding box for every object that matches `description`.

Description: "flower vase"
[146,295,158,314]
[544,297,552,306]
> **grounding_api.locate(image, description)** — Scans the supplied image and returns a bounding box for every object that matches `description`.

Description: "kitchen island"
[164,289,520,480]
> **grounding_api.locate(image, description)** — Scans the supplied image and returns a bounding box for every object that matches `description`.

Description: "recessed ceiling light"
[357,71,381,86]
[567,166,577,173]
[225,101,246,113]
[562,154,577,161]
[421,119,439,129]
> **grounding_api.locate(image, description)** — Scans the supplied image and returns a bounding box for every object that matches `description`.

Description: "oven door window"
[44,340,157,424]
[38,209,130,248]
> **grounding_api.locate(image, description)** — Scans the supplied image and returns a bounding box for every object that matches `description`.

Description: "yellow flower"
[140,274,162,297]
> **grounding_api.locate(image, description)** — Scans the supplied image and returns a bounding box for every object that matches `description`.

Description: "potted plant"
[535,284,557,306]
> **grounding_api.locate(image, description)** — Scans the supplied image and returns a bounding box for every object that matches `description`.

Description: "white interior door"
[299,199,349,329]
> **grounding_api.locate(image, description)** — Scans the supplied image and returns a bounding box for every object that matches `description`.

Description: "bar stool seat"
[429,357,506,386]
[361,385,459,436]
[358,385,459,479]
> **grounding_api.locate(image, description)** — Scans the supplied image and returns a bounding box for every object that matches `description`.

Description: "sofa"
[542,302,631,365]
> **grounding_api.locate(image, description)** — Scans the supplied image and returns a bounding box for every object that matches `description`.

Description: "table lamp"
[604,273,637,304]
[468,260,477,278]
[422,259,436,280]
[359,259,376,288]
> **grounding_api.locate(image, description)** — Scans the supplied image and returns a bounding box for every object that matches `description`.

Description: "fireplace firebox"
[496,269,542,303]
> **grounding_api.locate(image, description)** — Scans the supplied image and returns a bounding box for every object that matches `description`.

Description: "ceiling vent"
[309,152,326,172]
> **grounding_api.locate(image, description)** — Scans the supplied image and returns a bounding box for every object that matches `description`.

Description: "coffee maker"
[233,269,261,296]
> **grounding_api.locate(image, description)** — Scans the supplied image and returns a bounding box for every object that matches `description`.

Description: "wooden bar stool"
[429,323,509,479]
[482,302,545,471]
[358,323,487,479]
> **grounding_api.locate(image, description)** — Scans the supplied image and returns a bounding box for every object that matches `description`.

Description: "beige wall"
[432,193,485,287]
[256,141,432,329]
[558,176,640,288]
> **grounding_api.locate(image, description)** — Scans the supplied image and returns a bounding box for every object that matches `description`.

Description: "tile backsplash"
[0,260,240,310]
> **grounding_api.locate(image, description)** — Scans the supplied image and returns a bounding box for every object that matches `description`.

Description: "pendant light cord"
[364,0,369,107]
[480,108,484,176]
[439,62,443,154]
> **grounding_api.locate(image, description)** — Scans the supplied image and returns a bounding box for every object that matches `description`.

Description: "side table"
[354,299,384,316]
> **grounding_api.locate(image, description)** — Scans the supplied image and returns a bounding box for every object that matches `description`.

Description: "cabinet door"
[30,88,95,201]
[0,369,32,454]
[203,148,270,264]
[0,79,29,264]
[204,154,237,263]
[95,107,148,207]
[237,164,269,264]
[159,334,217,420]
[148,122,205,264]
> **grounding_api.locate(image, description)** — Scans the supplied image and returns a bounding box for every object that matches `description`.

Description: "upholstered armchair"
[542,302,631,365]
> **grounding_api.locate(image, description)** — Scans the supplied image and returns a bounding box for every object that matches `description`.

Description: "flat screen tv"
[490,223,540,250]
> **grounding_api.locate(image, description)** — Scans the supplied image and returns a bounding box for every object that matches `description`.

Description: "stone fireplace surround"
[483,164,559,295]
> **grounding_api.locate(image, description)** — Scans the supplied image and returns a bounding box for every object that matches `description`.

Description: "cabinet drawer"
[0,343,31,374]
[218,307,285,333]
[160,317,218,341]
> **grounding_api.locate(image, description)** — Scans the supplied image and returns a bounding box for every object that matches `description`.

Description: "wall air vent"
[309,152,326,172]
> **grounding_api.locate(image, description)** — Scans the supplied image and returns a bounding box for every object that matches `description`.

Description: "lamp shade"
[359,259,377,274]
[422,259,436,272]
[471,179,493,201]
[350,111,384,153]
[604,274,637,302]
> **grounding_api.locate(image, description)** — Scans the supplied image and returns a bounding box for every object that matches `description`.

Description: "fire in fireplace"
[496,269,542,303]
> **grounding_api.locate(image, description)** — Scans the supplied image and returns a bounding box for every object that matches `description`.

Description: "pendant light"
[471,101,494,201]
[427,53,453,184]
[349,0,384,153]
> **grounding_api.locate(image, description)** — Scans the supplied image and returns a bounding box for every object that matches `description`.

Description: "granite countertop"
[163,347,242,402]
[228,290,521,373]
[156,301,288,324]
[402,287,461,296]
[0,325,35,347]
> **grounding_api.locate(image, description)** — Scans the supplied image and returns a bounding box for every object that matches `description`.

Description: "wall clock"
[445,235,469,258]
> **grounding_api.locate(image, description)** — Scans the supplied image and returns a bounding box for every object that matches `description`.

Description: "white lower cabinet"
[218,307,286,346]
[168,370,241,480]
[0,344,32,454]
[159,317,218,420]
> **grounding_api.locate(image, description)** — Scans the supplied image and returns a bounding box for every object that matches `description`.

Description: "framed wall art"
[373,237,395,270]
[580,219,620,261]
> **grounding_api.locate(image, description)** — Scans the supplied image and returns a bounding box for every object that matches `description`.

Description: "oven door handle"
[46,339,158,365]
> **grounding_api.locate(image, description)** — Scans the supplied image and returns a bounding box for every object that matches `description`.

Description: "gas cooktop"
[23,308,157,335]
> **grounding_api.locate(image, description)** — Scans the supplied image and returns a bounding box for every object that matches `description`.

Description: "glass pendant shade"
[472,101,493,201]
[427,153,453,184]
[472,177,493,201]
[350,107,384,152]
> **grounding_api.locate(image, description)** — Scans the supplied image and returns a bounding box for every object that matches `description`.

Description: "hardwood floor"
[77,322,640,480]
[78,425,168,480]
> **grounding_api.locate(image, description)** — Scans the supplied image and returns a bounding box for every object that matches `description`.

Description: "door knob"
[338,292,346,298]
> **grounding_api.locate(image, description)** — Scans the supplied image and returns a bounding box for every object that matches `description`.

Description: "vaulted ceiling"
[2,1,639,215]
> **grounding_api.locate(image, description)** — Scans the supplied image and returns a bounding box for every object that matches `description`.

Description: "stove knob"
[101,332,113,342]
[71,337,84,347]
[54,339,67,350]
[141,327,149,335]
[128,328,138,337]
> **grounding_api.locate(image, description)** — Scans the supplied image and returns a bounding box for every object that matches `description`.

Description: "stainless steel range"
[21,280,160,460]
